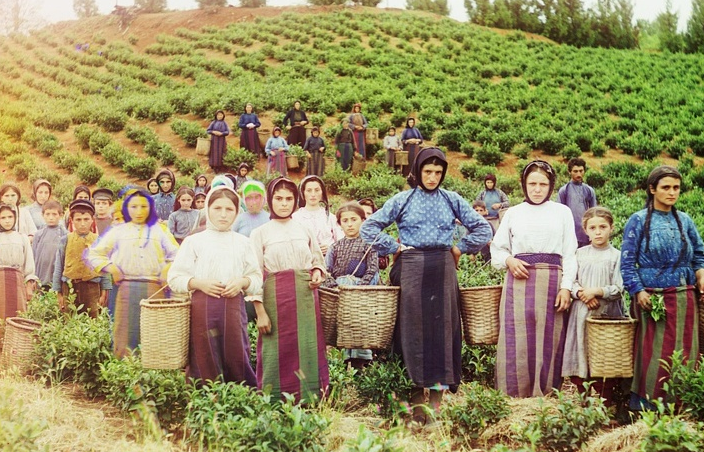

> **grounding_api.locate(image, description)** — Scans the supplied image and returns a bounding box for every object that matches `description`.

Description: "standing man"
[558,157,597,248]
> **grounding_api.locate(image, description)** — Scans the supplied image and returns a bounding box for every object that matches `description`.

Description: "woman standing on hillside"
[265,127,289,177]
[303,127,326,177]
[283,101,308,147]
[207,110,230,173]
[238,103,262,159]
[621,165,704,410]
[348,103,367,159]
[401,118,423,178]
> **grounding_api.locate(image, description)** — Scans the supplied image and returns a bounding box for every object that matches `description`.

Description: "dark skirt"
[0,267,25,320]
[352,130,366,159]
[307,151,325,176]
[240,128,261,156]
[209,135,227,168]
[287,126,306,147]
[402,143,421,177]
[337,143,354,172]
[62,281,101,318]
[256,269,329,403]
[112,280,161,358]
[188,291,256,386]
[390,249,462,390]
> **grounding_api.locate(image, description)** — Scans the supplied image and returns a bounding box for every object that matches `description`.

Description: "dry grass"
[584,422,648,452]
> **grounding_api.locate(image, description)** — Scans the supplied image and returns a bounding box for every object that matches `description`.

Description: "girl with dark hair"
[0,203,37,320]
[168,185,262,384]
[383,127,403,170]
[0,184,37,240]
[361,148,492,423]
[146,178,160,196]
[234,163,251,192]
[238,103,262,158]
[475,174,510,218]
[292,176,343,256]
[283,101,308,146]
[250,177,329,402]
[168,187,199,244]
[490,160,578,397]
[620,165,704,410]
[207,110,230,172]
[28,179,53,229]
[303,127,326,176]
[265,127,289,176]
[348,103,367,159]
[194,174,208,195]
[88,189,179,358]
[400,118,423,177]
[154,168,176,222]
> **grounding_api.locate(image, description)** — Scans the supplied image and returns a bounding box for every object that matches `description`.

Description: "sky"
[38,0,692,30]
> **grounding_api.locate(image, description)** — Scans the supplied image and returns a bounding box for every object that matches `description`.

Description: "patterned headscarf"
[266,177,298,220]
[520,160,556,206]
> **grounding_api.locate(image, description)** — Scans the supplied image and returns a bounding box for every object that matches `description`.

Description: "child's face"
[35,185,51,204]
[72,212,94,235]
[245,193,263,214]
[179,194,193,210]
[1,190,19,206]
[208,197,237,231]
[303,181,322,207]
[42,209,62,227]
[239,168,248,177]
[75,191,90,201]
[388,129,395,136]
[195,196,205,210]
[474,206,488,216]
[271,188,295,218]
[94,199,111,217]
[148,181,159,194]
[0,209,15,230]
[197,177,206,187]
[361,205,374,220]
[339,211,362,238]
[158,177,172,193]
[584,216,612,248]
[127,195,150,224]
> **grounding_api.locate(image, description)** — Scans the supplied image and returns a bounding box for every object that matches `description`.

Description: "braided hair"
[643,166,687,266]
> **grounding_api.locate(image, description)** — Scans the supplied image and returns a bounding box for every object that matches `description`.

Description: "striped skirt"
[209,135,227,168]
[240,128,261,156]
[256,269,329,403]
[402,143,421,177]
[112,280,161,358]
[632,286,699,404]
[307,151,325,177]
[286,126,306,146]
[390,249,462,390]
[188,291,256,386]
[0,267,26,320]
[267,151,287,177]
[496,262,566,397]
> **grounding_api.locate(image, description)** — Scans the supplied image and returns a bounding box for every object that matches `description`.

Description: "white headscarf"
[203,185,240,231]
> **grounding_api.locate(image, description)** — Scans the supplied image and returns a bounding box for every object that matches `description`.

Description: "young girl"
[250,177,329,402]
[0,204,37,320]
[147,178,160,196]
[88,188,179,358]
[291,176,343,256]
[27,179,53,229]
[562,206,624,405]
[383,127,403,170]
[154,168,176,222]
[265,127,289,176]
[303,127,326,177]
[232,181,269,237]
[335,119,356,172]
[234,163,251,192]
[168,185,262,385]
[0,184,37,240]
[194,174,208,195]
[194,192,206,210]
[168,187,199,244]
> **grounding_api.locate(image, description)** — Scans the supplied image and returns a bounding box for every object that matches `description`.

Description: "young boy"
[52,200,111,317]
[472,200,495,262]
[92,188,114,235]
[31,201,66,291]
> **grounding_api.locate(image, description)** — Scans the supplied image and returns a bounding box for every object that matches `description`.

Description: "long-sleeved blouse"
[282,109,308,127]
[303,136,325,153]
[383,135,402,150]
[401,127,423,144]
[291,208,343,250]
[207,119,230,136]
[265,136,289,156]
[250,220,325,275]
[0,231,36,282]
[238,113,261,129]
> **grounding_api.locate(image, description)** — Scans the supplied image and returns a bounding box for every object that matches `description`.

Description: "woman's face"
[148,181,159,194]
[651,176,681,211]
[35,185,51,204]
[312,130,319,137]
[208,196,238,231]
[293,101,301,110]
[353,105,360,113]
[303,181,323,206]
[195,196,206,210]
[216,112,224,120]
[525,171,550,204]
[339,211,362,238]
[271,188,295,218]
[196,177,207,187]
[245,104,253,114]
[485,180,495,190]
[245,193,263,214]
[75,191,90,201]
[273,129,281,138]
[239,168,248,177]
[0,209,15,230]
[158,177,173,193]
[127,195,150,224]
[1,189,19,206]
[408,119,415,128]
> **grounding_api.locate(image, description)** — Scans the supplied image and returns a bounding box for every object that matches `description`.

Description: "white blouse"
[291,207,343,249]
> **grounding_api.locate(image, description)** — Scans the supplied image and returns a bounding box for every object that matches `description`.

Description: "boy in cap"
[92,188,114,235]
[52,199,111,317]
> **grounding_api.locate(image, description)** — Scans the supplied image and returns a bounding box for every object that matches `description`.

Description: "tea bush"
[223,145,258,171]
[76,160,104,185]
[461,343,496,386]
[344,425,404,452]
[640,402,704,452]
[663,350,704,420]
[175,157,204,177]
[323,164,352,195]
[88,131,112,154]
[73,124,99,150]
[0,387,47,450]
[443,382,510,443]
[170,118,207,146]
[52,150,82,171]
[354,354,414,418]
[101,142,129,167]
[123,156,158,180]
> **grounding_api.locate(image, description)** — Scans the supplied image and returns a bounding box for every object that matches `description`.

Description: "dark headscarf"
[405,117,416,128]
[408,147,447,192]
[273,127,282,137]
[484,173,497,189]
[267,177,298,220]
[73,185,91,200]
[214,109,225,120]
[298,175,330,215]
[520,160,556,206]
[122,188,159,226]
[155,168,176,194]
[0,204,17,232]
[643,165,686,257]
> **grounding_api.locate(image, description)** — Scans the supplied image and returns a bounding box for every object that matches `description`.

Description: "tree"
[308,0,346,5]
[0,0,44,34]
[73,0,99,18]
[240,0,266,6]
[685,0,704,53]
[657,0,683,53]
[406,0,450,16]
[198,0,226,7]
[465,0,493,26]
[134,0,167,13]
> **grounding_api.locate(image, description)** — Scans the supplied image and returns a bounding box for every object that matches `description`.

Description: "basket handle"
[146,284,169,301]
[347,233,380,278]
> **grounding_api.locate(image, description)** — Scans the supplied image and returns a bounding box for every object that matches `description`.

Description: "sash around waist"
[514,253,562,266]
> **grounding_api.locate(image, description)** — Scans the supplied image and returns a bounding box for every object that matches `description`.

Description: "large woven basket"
[195,137,211,156]
[286,155,299,169]
[460,285,503,345]
[395,150,409,166]
[1,317,41,374]
[318,287,339,346]
[140,298,191,370]
[336,285,399,349]
[586,317,638,378]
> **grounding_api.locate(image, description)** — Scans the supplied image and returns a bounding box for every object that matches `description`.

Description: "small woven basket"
[460,285,502,345]
[318,287,339,347]
[1,317,41,374]
[140,298,191,370]
[195,137,211,156]
[586,317,638,378]
[336,285,399,349]
[286,155,299,169]
[395,151,409,166]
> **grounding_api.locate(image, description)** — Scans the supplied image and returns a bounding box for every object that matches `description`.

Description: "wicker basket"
[336,285,399,349]
[586,317,638,378]
[460,285,503,345]
[195,137,211,156]
[286,155,299,169]
[1,317,41,373]
[140,298,191,370]
[395,150,409,166]
[318,287,339,346]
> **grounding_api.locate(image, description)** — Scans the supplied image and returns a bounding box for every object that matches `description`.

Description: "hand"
[25,280,37,301]
[300,120,307,125]
[394,244,413,260]
[57,293,66,311]
[191,278,226,298]
[506,256,530,279]
[555,288,572,312]
[309,269,324,289]
[254,302,272,335]
[247,123,254,129]
[278,147,286,153]
[222,277,249,298]
[107,264,124,284]
[305,151,312,159]
[285,125,292,130]
[636,290,651,310]
[578,287,602,303]
[270,150,276,157]
[99,290,108,308]
[696,269,704,300]
[491,203,501,211]
[319,147,325,152]
[451,246,462,270]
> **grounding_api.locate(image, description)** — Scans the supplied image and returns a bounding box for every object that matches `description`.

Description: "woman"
[27,179,53,229]
[283,101,308,147]
[0,204,37,320]
[360,147,492,422]
[475,174,510,219]
[147,178,160,196]
[0,184,37,240]
[168,185,262,385]
[401,118,423,178]
[292,175,343,256]
[265,127,289,176]
[207,110,230,172]
[490,160,578,397]
[250,177,329,402]
[348,103,367,159]
[303,127,326,177]
[621,165,704,410]
[238,103,262,158]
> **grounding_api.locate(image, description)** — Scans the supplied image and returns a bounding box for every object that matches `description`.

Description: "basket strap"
[145,284,169,300]
[349,234,380,278]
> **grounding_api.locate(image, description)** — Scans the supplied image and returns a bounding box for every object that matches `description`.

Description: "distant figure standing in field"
[238,103,262,158]
[335,119,356,172]
[348,103,367,159]
[283,101,308,147]
[475,174,510,219]
[207,110,230,173]
[401,118,423,178]
[558,157,597,248]
[382,127,403,170]
[265,127,289,176]
[303,127,326,177]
